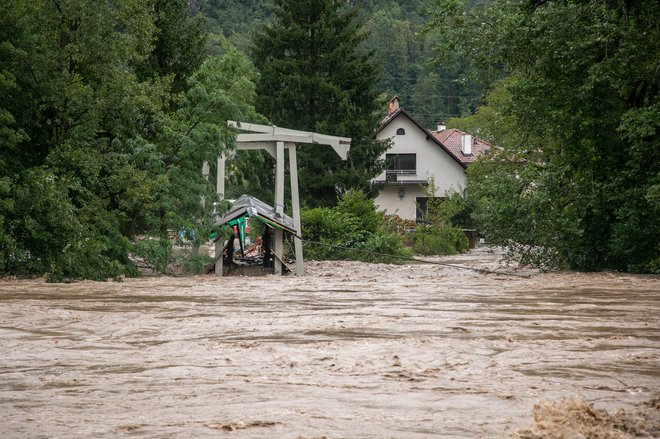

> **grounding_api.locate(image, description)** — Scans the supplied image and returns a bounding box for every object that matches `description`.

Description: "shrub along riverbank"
[300,190,468,263]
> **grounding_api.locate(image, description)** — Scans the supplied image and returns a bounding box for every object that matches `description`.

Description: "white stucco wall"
[374,114,467,220]
[374,185,427,220]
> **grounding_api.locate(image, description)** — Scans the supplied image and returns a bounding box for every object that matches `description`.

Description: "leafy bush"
[131,238,173,272]
[412,224,469,256]
[301,208,367,247]
[301,190,408,262]
[335,190,384,234]
[358,231,409,263]
[183,254,213,274]
[301,208,365,260]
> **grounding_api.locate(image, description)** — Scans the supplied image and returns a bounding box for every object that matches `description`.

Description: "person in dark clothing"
[224,233,235,267]
[262,228,272,269]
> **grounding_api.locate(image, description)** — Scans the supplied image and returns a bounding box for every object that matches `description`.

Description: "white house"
[373,96,491,221]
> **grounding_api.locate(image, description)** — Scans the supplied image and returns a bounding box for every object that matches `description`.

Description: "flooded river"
[1,250,658,438]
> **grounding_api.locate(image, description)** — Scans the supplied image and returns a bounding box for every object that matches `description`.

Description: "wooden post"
[273,141,285,275]
[216,155,225,199]
[193,161,211,258]
[215,155,226,276]
[288,145,304,275]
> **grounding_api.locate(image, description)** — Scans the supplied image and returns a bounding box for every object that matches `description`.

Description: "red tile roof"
[377,107,492,167]
[431,128,491,165]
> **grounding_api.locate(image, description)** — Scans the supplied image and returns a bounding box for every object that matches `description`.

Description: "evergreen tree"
[197,1,489,126]
[251,0,388,207]
[136,0,207,97]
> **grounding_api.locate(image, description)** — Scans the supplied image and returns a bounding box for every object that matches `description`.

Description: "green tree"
[438,0,659,272]
[251,0,388,207]
[142,39,261,246]
[196,0,488,127]
[0,1,260,279]
[136,0,207,97]
[198,0,271,50]
[0,0,161,279]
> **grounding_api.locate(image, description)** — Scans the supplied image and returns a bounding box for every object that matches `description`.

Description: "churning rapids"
[1,249,658,438]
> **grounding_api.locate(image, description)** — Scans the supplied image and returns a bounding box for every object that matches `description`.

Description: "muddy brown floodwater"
[1,249,659,438]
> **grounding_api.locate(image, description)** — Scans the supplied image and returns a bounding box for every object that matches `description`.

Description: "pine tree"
[136,0,207,97]
[251,0,387,207]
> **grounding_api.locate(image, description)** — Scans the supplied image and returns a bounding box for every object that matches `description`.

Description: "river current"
[1,250,658,437]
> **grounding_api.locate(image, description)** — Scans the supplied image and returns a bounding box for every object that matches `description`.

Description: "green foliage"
[144,41,260,245]
[412,189,471,256]
[1,169,137,281]
[467,154,580,269]
[444,0,660,272]
[335,190,383,234]
[136,0,207,97]
[198,1,489,126]
[302,208,368,249]
[6,0,656,277]
[426,191,476,230]
[131,238,173,273]
[362,4,483,125]
[198,0,271,50]
[183,253,214,274]
[447,79,518,147]
[0,0,260,280]
[412,224,469,256]
[251,0,388,207]
[301,190,407,262]
[359,231,409,263]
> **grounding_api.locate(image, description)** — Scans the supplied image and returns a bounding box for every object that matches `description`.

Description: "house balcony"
[373,169,431,185]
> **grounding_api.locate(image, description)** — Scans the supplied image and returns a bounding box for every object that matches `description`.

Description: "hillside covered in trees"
[199,0,489,126]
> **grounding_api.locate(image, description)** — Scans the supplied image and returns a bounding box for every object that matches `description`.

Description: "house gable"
[377,109,467,169]
[375,109,468,194]
[373,109,469,220]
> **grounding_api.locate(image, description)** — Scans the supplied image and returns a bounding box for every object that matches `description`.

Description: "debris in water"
[513,396,660,438]
[206,420,279,431]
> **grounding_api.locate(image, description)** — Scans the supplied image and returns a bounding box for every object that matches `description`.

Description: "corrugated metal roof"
[216,194,297,235]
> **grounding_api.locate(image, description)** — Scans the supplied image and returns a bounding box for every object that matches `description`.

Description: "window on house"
[396,128,406,135]
[415,196,444,222]
[385,153,416,181]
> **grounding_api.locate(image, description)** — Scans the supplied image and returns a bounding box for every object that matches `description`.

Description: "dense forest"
[1,0,657,279]
[200,0,489,126]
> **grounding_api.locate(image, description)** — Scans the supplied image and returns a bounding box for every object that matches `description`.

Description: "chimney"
[388,95,400,114]
[461,133,472,155]
[437,123,446,132]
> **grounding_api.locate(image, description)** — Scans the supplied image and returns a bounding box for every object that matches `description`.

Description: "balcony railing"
[386,169,415,181]
[374,169,431,184]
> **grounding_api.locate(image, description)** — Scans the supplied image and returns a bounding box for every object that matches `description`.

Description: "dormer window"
[396,128,406,135]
